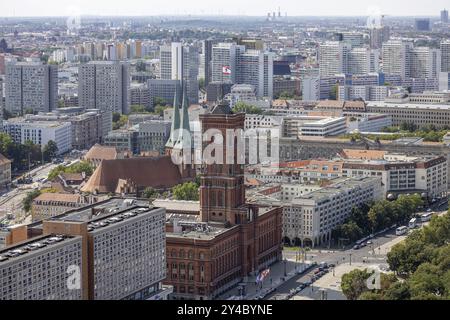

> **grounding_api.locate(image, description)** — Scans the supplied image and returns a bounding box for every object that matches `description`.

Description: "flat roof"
[0,234,80,266]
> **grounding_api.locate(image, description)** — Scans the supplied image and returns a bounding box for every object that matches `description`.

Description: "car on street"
[366,241,373,245]
[353,244,361,250]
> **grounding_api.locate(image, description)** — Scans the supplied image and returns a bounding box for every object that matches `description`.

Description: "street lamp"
[284,259,287,277]
[349,253,352,266]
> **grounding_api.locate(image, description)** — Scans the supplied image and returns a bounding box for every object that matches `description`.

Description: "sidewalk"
[218,260,311,300]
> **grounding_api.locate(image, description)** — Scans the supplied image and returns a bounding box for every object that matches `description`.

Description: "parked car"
[353,244,361,250]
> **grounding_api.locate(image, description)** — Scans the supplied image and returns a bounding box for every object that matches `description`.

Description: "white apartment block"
[348,48,380,75]
[319,41,351,78]
[211,43,244,83]
[382,40,413,79]
[236,50,274,98]
[283,177,383,247]
[2,119,72,154]
[410,47,441,79]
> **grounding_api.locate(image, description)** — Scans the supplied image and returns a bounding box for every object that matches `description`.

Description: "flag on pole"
[222,66,231,75]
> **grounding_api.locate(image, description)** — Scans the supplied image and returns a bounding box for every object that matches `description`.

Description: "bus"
[420,212,433,223]
[408,218,417,229]
[396,226,408,236]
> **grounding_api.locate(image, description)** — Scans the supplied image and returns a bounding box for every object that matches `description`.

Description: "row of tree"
[141,179,201,202]
[333,194,424,243]
[342,213,450,300]
[47,161,94,181]
[0,133,59,171]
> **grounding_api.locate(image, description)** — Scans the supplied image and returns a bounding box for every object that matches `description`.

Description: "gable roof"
[81,156,183,194]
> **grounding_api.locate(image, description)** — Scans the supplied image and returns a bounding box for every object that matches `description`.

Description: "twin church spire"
[165,81,191,151]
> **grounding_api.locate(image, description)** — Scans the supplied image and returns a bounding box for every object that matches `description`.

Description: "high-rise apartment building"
[211,43,245,84]
[410,47,441,79]
[318,41,351,77]
[382,40,413,79]
[236,50,274,98]
[441,41,450,73]
[5,61,58,115]
[159,43,199,104]
[78,61,130,114]
[348,48,380,75]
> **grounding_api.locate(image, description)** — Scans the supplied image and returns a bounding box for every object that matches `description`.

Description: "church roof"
[81,156,183,194]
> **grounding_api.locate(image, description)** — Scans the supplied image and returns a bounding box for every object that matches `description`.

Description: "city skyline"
[0,0,449,18]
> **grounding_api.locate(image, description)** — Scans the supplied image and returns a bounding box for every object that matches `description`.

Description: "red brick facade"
[164,108,283,300]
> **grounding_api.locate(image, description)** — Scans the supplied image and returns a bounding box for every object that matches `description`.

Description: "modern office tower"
[95,43,105,60]
[370,26,391,49]
[348,48,380,75]
[159,43,199,104]
[205,82,232,103]
[236,50,274,98]
[302,77,320,101]
[318,41,351,78]
[4,61,58,115]
[148,79,181,108]
[415,18,431,31]
[203,39,215,87]
[341,32,365,48]
[441,41,450,72]
[442,9,449,23]
[410,47,441,79]
[0,234,84,300]
[159,45,173,80]
[382,40,413,78]
[78,61,130,115]
[211,42,245,83]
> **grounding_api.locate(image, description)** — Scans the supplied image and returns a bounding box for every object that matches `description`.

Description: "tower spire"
[174,80,192,150]
[165,84,181,150]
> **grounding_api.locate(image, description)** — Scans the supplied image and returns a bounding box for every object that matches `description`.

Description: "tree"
[384,282,411,300]
[330,84,338,100]
[112,114,129,130]
[142,187,158,200]
[154,105,169,117]
[172,182,200,201]
[48,161,94,181]
[232,102,263,115]
[43,140,58,162]
[341,269,373,300]
[23,190,41,213]
[409,263,444,299]
[130,105,147,114]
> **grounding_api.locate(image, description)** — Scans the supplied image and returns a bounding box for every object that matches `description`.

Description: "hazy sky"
[0,0,448,17]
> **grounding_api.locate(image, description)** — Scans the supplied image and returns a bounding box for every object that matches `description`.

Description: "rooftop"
[0,234,80,265]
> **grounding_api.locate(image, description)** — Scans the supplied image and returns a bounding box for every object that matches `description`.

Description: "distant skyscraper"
[441,9,449,23]
[211,43,245,84]
[78,61,130,114]
[236,50,274,98]
[348,48,380,75]
[318,41,351,77]
[203,39,215,87]
[415,18,431,31]
[159,43,199,104]
[370,26,390,49]
[410,47,441,79]
[382,40,413,79]
[5,61,58,115]
[441,41,450,72]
